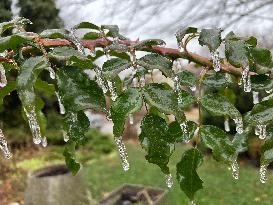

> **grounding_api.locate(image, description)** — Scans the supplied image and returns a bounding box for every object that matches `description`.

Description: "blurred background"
[1,0,273,204]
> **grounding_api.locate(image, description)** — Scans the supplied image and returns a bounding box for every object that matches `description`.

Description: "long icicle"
[210,49,221,72]
[0,64,7,88]
[242,65,251,92]
[114,136,130,171]
[165,173,173,188]
[55,91,65,115]
[260,164,268,184]
[0,129,12,159]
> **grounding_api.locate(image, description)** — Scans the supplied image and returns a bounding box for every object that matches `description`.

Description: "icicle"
[266,89,273,94]
[210,50,221,72]
[165,173,173,188]
[132,78,138,87]
[233,117,243,134]
[262,92,273,102]
[252,91,259,104]
[41,137,47,147]
[242,65,251,92]
[231,159,239,180]
[260,164,268,184]
[129,113,134,125]
[224,118,230,132]
[107,80,118,101]
[94,67,107,94]
[0,65,7,88]
[70,28,85,55]
[48,67,56,79]
[55,91,65,115]
[139,74,146,87]
[255,124,267,140]
[188,201,196,205]
[62,130,69,142]
[114,137,130,171]
[0,129,12,159]
[173,75,183,105]
[24,106,42,144]
[190,85,196,92]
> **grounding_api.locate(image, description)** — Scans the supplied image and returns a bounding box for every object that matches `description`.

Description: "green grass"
[84,143,273,205]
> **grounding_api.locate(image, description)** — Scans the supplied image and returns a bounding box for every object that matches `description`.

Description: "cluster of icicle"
[0,129,12,159]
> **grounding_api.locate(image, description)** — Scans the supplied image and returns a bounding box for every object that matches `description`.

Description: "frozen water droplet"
[24,106,42,145]
[190,85,196,92]
[266,89,273,94]
[0,65,7,88]
[189,200,196,205]
[48,67,56,79]
[231,159,239,180]
[42,137,47,147]
[55,92,65,115]
[233,117,243,134]
[165,173,173,188]
[63,130,69,142]
[129,113,134,125]
[224,118,230,132]
[0,129,12,160]
[107,80,118,101]
[255,124,267,140]
[132,78,138,87]
[114,137,130,171]
[70,29,85,55]
[242,65,251,92]
[180,122,190,143]
[211,50,221,72]
[253,91,259,104]
[139,75,145,87]
[173,75,184,105]
[260,164,268,184]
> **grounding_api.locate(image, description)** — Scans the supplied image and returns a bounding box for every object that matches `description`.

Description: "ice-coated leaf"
[102,58,131,78]
[0,17,31,35]
[73,22,99,30]
[111,88,142,137]
[56,67,106,113]
[175,27,198,43]
[200,125,236,164]
[101,24,127,40]
[225,39,249,67]
[139,114,175,174]
[251,74,273,92]
[176,71,197,87]
[245,36,257,47]
[133,39,166,50]
[167,121,197,143]
[83,32,100,40]
[63,141,81,175]
[40,29,69,39]
[198,28,222,51]
[203,72,234,88]
[137,54,174,77]
[0,81,16,105]
[176,148,203,200]
[142,83,186,121]
[0,32,36,52]
[250,48,273,68]
[34,79,55,97]
[177,90,197,109]
[200,93,241,119]
[48,47,86,61]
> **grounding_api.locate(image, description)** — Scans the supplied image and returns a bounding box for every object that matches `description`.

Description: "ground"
[1,141,273,205]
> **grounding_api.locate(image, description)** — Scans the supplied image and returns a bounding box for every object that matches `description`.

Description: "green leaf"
[251,74,273,92]
[102,58,131,77]
[245,36,257,47]
[176,71,197,87]
[198,28,222,51]
[261,138,273,165]
[175,27,198,43]
[233,130,249,154]
[177,90,196,109]
[225,39,249,67]
[73,22,99,30]
[111,88,142,137]
[0,32,36,52]
[56,67,106,113]
[83,32,100,40]
[200,93,241,119]
[203,72,234,89]
[101,25,127,40]
[66,56,94,69]
[142,83,184,121]
[0,81,16,105]
[48,46,85,61]
[176,148,203,200]
[0,17,31,35]
[34,79,55,96]
[63,111,90,143]
[137,54,174,77]
[133,39,166,50]
[167,121,197,143]
[139,114,174,174]
[40,29,69,39]
[63,141,81,175]
[200,125,236,164]
[250,48,273,68]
